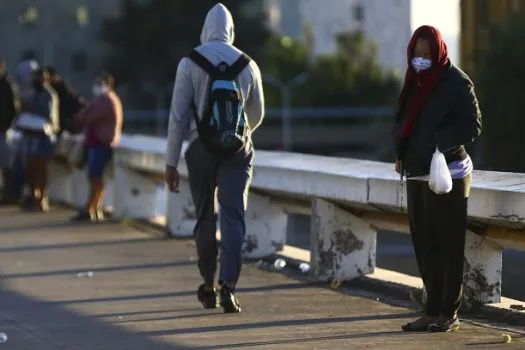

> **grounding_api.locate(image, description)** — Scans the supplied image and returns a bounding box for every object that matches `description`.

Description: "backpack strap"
[226,53,251,78]
[188,50,219,76]
[188,50,251,79]
[188,50,216,128]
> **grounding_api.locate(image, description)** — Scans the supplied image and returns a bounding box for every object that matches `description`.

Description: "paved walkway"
[0,207,523,349]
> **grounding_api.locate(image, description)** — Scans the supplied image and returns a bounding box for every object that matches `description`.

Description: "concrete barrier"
[50,133,525,309]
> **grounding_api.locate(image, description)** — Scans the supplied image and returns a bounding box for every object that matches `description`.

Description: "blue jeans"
[87,147,112,179]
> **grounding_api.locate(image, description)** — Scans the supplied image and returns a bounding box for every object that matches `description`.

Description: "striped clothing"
[448,155,473,179]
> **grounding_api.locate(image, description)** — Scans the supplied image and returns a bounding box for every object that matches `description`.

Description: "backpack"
[188,49,251,157]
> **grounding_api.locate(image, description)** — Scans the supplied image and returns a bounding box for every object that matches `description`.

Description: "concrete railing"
[49,133,525,309]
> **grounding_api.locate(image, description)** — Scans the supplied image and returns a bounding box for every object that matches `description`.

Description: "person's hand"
[165,166,180,193]
[395,159,402,174]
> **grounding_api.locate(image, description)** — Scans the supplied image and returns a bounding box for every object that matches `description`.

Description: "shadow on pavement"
[1,261,195,279]
[0,286,191,349]
[47,282,322,306]
[0,236,165,253]
[138,312,417,337]
[190,330,406,349]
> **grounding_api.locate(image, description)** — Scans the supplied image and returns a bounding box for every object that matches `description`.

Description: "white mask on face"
[412,57,432,73]
[92,84,108,96]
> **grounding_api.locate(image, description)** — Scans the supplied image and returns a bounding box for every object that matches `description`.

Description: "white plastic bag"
[15,112,54,135]
[428,147,453,194]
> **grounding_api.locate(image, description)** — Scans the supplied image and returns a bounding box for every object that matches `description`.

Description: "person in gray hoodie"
[165,3,264,313]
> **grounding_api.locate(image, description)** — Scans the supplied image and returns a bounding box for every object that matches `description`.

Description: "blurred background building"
[263,0,412,76]
[0,0,123,96]
[0,0,421,94]
[262,0,461,78]
[0,0,462,95]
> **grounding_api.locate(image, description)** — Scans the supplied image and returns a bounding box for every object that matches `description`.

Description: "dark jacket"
[50,79,83,133]
[0,73,18,133]
[17,83,59,135]
[393,63,482,177]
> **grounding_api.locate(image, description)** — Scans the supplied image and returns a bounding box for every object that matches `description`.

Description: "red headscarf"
[398,25,450,141]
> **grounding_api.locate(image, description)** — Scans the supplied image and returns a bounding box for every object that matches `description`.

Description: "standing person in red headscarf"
[393,25,482,332]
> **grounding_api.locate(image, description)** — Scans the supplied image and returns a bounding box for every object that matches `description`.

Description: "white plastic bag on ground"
[429,147,453,194]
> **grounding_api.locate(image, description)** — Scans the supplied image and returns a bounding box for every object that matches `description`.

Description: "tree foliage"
[473,11,525,172]
[100,0,400,109]
[260,36,310,106]
[262,32,400,107]
[100,0,271,107]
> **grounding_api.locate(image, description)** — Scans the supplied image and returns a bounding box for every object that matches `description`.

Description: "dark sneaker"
[197,284,219,309]
[70,210,96,222]
[428,317,460,333]
[21,199,37,212]
[21,196,33,207]
[402,316,437,332]
[220,283,241,314]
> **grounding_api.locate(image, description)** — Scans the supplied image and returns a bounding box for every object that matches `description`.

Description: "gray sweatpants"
[185,138,254,288]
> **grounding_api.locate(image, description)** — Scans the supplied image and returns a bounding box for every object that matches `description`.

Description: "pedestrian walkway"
[0,206,523,349]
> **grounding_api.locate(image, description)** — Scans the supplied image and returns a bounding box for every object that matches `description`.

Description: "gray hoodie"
[166,3,265,168]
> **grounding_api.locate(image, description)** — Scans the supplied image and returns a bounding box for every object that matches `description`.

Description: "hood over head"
[406,25,449,71]
[200,3,235,45]
[16,59,39,86]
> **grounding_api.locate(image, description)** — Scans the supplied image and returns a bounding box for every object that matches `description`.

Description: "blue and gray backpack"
[188,49,251,157]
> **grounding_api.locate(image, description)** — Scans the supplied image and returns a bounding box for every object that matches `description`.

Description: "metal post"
[281,86,292,151]
[264,73,308,152]
[43,5,55,65]
[156,91,164,137]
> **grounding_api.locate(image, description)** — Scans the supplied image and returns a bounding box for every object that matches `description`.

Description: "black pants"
[407,175,471,318]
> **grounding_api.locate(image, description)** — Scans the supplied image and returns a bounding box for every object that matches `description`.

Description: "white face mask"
[92,84,108,96]
[412,57,432,73]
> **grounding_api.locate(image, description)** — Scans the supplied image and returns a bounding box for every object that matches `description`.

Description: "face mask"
[92,84,108,96]
[412,57,432,73]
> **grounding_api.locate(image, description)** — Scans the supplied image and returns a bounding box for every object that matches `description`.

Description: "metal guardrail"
[51,133,525,311]
[123,106,396,121]
[121,107,397,159]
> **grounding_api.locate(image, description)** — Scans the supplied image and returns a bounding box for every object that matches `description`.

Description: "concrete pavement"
[0,206,523,349]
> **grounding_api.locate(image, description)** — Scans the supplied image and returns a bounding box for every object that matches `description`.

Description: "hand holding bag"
[428,147,453,194]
